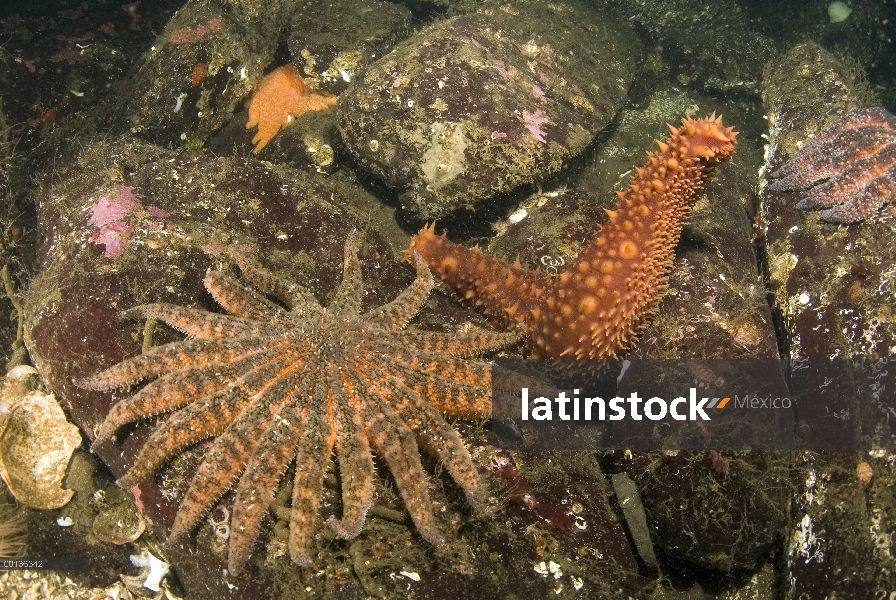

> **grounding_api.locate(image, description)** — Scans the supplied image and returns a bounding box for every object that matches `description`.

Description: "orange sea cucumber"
[246,65,337,153]
[407,114,738,360]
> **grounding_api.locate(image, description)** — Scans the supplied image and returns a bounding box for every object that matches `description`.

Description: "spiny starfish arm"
[204,269,288,321]
[363,384,443,546]
[121,304,283,339]
[231,249,322,315]
[772,108,896,184]
[92,349,276,447]
[361,252,433,330]
[380,354,493,417]
[288,380,337,567]
[119,353,299,488]
[770,131,892,191]
[168,434,254,544]
[385,375,483,504]
[77,338,264,391]
[168,365,313,543]
[228,400,310,575]
[362,341,493,389]
[325,372,374,540]
[377,327,521,357]
[328,232,364,319]
[796,144,896,209]
[820,178,893,223]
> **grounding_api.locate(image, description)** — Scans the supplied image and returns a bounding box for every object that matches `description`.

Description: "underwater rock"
[125,0,281,147]
[761,42,896,361]
[126,0,410,152]
[286,0,411,98]
[0,369,81,510]
[618,450,791,572]
[338,5,639,221]
[623,0,778,95]
[18,135,649,598]
[760,42,896,599]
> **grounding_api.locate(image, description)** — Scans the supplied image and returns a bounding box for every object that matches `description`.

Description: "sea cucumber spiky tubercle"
[407,114,738,360]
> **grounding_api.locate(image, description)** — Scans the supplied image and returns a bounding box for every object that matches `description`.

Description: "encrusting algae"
[246,64,338,153]
[408,114,738,360]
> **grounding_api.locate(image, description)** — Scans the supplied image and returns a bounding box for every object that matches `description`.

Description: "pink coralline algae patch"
[768,107,896,223]
[493,59,514,82]
[168,17,223,44]
[528,83,546,101]
[87,185,168,257]
[92,221,133,258]
[50,47,86,64]
[519,109,551,143]
[88,186,141,228]
[148,206,170,218]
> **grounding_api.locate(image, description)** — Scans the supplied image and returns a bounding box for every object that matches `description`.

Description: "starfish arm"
[819,177,894,223]
[228,399,310,574]
[121,304,283,339]
[231,250,323,317]
[92,348,282,446]
[77,338,266,391]
[168,367,313,543]
[770,108,896,187]
[328,232,364,318]
[385,376,483,504]
[379,353,493,417]
[362,381,443,546]
[770,131,892,191]
[796,144,896,209]
[362,341,493,388]
[376,327,521,357]
[325,372,374,540]
[204,269,289,321]
[288,378,337,567]
[118,353,298,488]
[361,252,433,330]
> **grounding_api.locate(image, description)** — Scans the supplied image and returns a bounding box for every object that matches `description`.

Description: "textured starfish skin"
[408,114,737,361]
[79,234,519,573]
[768,107,896,223]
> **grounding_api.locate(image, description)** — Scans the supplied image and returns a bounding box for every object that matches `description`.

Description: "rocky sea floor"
[0,0,894,598]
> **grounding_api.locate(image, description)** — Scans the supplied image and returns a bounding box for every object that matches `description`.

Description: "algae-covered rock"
[286,0,412,98]
[760,41,894,361]
[126,0,411,152]
[338,3,640,221]
[760,41,896,599]
[19,135,649,598]
[622,0,778,95]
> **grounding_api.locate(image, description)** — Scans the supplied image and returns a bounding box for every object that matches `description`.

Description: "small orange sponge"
[246,64,337,153]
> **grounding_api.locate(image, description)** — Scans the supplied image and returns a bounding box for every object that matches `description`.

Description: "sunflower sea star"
[246,64,338,153]
[78,234,519,573]
[407,114,737,360]
[767,107,896,223]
